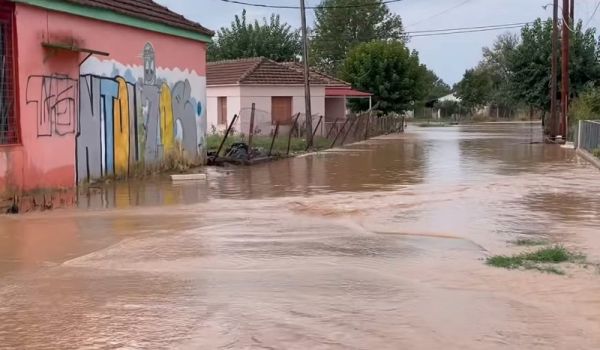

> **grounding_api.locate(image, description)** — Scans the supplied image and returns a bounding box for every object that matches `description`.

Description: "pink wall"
[0,4,207,192]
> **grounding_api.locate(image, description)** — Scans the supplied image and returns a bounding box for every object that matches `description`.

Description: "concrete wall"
[239,85,326,135]
[0,4,208,192]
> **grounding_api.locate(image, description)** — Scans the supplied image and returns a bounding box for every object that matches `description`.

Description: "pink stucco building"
[0,0,212,194]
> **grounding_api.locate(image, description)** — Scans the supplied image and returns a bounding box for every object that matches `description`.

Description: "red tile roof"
[62,0,213,36]
[207,57,330,86]
[281,62,350,87]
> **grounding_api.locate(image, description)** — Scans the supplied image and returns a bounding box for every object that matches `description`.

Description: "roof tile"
[63,0,213,36]
[207,57,331,86]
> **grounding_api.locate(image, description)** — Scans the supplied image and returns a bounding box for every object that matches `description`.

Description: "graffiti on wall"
[26,74,77,137]
[76,43,205,182]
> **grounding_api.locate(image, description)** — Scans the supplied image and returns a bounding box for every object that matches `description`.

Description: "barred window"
[0,1,18,145]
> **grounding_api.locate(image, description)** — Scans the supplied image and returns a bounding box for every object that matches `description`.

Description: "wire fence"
[209,106,405,162]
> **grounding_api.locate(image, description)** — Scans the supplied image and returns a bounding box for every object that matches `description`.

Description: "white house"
[206,57,371,136]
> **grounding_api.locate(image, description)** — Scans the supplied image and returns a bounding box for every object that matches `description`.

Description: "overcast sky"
[156,0,600,85]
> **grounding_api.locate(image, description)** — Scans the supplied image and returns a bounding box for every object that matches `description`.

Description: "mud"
[1,122,600,349]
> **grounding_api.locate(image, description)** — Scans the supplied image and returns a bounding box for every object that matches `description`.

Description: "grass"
[486,245,585,275]
[207,134,331,155]
[512,238,549,246]
[592,148,600,159]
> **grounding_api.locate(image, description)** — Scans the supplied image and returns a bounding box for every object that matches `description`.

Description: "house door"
[271,96,292,125]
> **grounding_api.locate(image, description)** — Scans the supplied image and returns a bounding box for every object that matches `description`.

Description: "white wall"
[206,86,241,134]
[239,85,326,135]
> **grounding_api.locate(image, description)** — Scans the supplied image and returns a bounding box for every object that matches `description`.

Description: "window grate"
[0,1,18,145]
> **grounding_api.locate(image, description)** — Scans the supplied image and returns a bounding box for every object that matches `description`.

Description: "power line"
[408,0,474,27]
[309,22,531,41]
[406,22,531,34]
[408,24,526,38]
[585,0,600,27]
[219,0,403,9]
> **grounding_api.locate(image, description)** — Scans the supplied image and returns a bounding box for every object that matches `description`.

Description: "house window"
[217,97,227,125]
[0,1,17,145]
[272,96,292,125]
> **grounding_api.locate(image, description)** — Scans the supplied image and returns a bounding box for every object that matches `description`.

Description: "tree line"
[455,18,600,129]
[209,0,447,114]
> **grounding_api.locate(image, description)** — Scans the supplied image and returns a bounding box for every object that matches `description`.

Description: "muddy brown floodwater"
[2,122,600,349]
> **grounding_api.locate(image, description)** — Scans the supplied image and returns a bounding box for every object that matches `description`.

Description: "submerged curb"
[577,148,600,170]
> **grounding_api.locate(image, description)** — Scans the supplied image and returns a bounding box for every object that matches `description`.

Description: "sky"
[156,0,600,85]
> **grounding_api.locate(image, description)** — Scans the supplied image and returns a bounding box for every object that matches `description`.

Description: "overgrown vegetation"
[487,245,585,275]
[593,149,600,159]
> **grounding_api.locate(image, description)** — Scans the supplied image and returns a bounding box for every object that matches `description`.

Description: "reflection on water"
[2,122,600,349]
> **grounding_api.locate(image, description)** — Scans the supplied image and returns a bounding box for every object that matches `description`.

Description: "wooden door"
[271,97,292,125]
[218,97,227,125]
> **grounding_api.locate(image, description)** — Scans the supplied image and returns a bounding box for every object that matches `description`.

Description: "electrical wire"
[219,0,403,9]
[408,0,474,27]
[585,0,600,27]
[308,22,531,41]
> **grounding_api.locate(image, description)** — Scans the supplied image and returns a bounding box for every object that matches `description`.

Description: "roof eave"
[13,0,213,43]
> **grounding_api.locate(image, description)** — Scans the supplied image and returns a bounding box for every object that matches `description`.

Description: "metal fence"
[0,1,18,145]
[577,120,600,153]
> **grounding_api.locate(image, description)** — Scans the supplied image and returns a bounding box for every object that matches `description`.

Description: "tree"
[311,0,405,75]
[455,33,519,116]
[340,41,429,113]
[507,19,554,112]
[424,70,452,101]
[209,10,301,62]
[507,18,600,112]
[455,67,494,110]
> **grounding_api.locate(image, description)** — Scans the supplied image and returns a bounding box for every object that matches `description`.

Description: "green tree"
[424,70,452,101]
[455,67,494,110]
[507,19,554,112]
[311,0,405,75]
[507,19,600,112]
[209,10,301,62]
[340,41,428,113]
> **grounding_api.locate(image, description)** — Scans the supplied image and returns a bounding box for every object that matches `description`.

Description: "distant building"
[0,0,213,192]
[206,57,371,136]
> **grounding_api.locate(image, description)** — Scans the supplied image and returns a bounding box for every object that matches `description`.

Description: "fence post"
[269,122,280,157]
[216,114,239,157]
[307,115,323,151]
[330,117,351,148]
[247,103,256,159]
[287,113,301,156]
[326,119,338,139]
[341,117,358,145]
[364,114,371,140]
[577,120,582,149]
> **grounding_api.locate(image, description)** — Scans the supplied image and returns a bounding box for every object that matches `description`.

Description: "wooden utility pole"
[300,0,313,148]
[550,0,559,137]
[560,0,571,139]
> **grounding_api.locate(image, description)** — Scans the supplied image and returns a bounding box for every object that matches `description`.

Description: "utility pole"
[560,0,570,139]
[300,0,313,148]
[550,0,559,138]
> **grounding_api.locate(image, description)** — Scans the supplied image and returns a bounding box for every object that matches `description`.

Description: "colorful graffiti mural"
[76,43,205,182]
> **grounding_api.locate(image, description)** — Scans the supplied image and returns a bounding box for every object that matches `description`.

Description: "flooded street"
[2,122,600,349]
